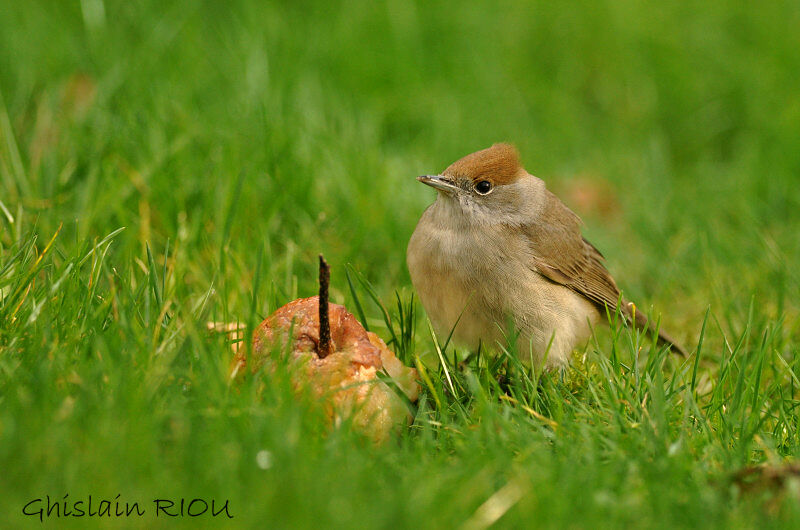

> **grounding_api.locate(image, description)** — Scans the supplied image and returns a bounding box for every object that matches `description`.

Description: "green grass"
[2,0,800,527]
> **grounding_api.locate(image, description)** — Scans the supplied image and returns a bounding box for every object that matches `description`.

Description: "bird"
[407,143,686,368]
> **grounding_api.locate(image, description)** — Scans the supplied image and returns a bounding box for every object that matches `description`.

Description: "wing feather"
[519,186,686,355]
[522,191,622,312]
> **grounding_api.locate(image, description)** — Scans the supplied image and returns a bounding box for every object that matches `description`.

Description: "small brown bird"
[407,143,685,368]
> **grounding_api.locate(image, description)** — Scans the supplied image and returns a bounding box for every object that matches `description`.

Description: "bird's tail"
[622,300,688,356]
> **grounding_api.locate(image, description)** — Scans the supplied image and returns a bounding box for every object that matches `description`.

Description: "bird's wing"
[522,190,622,312]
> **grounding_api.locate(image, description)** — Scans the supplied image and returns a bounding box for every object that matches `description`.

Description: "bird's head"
[417,143,545,224]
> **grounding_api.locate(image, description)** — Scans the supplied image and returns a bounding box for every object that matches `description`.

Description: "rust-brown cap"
[443,143,524,185]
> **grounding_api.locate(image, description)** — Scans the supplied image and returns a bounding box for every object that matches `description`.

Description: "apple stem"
[318,254,331,359]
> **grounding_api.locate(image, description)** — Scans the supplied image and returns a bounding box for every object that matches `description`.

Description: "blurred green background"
[1,0,799,528]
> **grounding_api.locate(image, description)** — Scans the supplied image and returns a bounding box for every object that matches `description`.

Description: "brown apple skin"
[230,296,419,442]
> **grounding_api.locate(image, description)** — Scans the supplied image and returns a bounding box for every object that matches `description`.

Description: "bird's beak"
[417,175,460,193]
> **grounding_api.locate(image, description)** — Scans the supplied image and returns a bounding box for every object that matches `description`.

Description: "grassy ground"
[2,0,800,527]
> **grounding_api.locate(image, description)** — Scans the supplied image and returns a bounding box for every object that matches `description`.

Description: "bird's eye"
[474,180,493,195]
